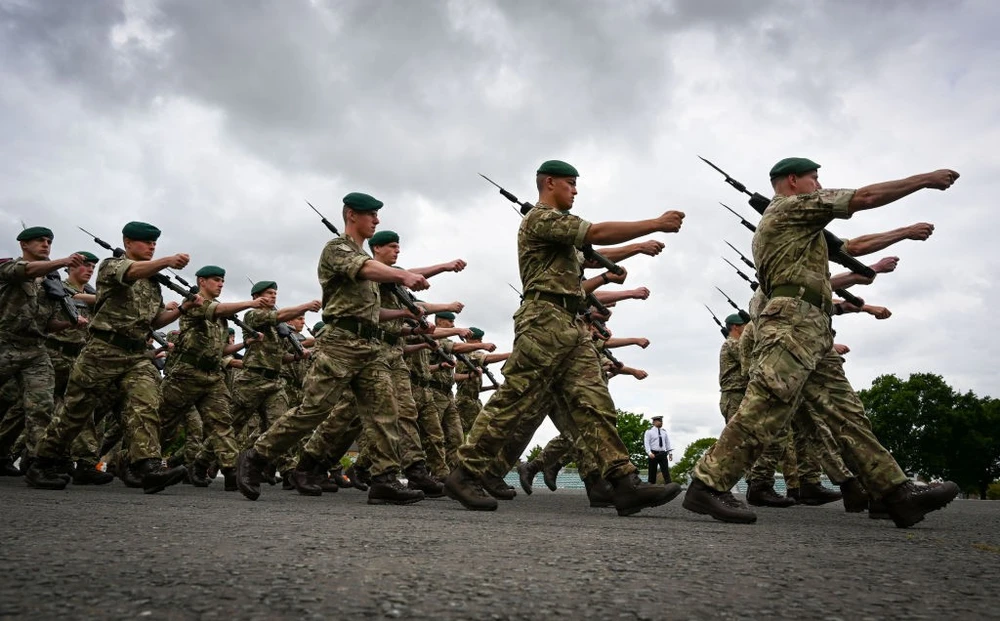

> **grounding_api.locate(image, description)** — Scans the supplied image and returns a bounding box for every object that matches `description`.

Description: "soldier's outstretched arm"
[594,287,649,305]
[276,300,321,322]
[215,297,270,318]
[585,211,684,245]
[589,240,665,263]
[123,253,189,282]
[848,170,958,215]
[23,253,86,278]
[408,259,467,278]
[842,223,935,256]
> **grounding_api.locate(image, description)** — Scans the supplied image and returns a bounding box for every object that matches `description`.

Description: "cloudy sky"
[3,0,998,459]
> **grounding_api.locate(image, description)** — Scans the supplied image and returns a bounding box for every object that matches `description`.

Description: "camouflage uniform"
[231,309,289,447]
[693,189,908,498]
[428,339,465,466]
[454,351,486,433]
[157,295,240,470]
[0,260,61,459]
[36,256,168,464]
[537,433,575,472]
[718,335,746,423]
[455,203,636,482]
[404,345,449,477]
[253,234,402,476]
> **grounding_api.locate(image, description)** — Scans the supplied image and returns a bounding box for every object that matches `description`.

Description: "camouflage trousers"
[410,383,448,478]
[0,343,55,458]
[36,340,163,463]
[719,390,744,423]
[431,387,463,468]
[457,303,634,481]
[694,299,907,498]
[159,366,240,469]
[455,395,482,435]
[538,433,576,471]
[47,349,122,464]
[231,370,288,451]
[254,331,401,476]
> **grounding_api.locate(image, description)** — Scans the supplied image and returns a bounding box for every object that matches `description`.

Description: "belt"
[768,284,833,315]
[46,339,84,358]
[177,351,222,373]
[522,290,584,315]
[243,366,280,380]
[429,380,453,393]
[90,329,147,354]
[323,316,383,340]
[380,329,402,347]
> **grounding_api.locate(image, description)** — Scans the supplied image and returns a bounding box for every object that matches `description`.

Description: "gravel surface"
[1,477,997,620]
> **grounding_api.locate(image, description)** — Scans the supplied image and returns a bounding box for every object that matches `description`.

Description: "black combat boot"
[221,467,237,492]
[516,460,541,495]
[138,458,187,494]
[798,482,843,506]
[72,461,114,486]
[882,480,960,528]
[445,466,498,511]
[405,462,445,498]
[166,453,185,469]
[839,478,869,513]
[0,456,22,476]
[785,487,800,502]
[54,458,75,483]
[319,471,340,494]
[611,472,680,516]
[682,478,757,524]
[542,460,563,492]
[263,462,278,486]
[330,465,353,490]
[288,453,325,496]
[481,472,516,500]
[25,457,69,490]
[344,464,369,491]
[746,480,797,508]
[281,470,295,490]
[119,459,145,488]
[582,473,614,508]
[236,449,269,500]
[368,472,425,505]
[188,462,211,488]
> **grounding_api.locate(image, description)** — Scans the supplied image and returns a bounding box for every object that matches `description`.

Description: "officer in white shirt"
[643,415,673,484]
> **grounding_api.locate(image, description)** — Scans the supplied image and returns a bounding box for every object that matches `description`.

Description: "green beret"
[725,313,746,326]
[435,311,456,321]
[195,265,226,279]
[17,226,54,242]
[76,251,100,264]
[769,157,821,179]
[536,160,579,178]
[122,221,161,241]
[468,327,485,340]
[227,327,235,335]
[312,321,325,334]
[251,280,277,296]
[343,192,384,212]
[369,230,399,248]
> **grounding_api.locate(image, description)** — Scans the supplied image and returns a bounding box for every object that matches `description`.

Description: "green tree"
[859,373,1000,498]
[615,409,652,469]
[525,444,543,463]
[670,437,717,485]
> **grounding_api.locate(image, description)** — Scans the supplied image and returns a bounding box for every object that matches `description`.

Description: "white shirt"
[644,425,672,454]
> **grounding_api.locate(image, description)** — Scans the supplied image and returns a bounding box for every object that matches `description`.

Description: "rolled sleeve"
[0,260,28,283]
[532,210,592,248]
[203,300,221,321]
[817,189,854,220]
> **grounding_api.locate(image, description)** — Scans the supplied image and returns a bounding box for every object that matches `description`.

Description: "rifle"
[700,156,876,279]
[722,257,758,291]
[704,304,729,338]
[716,201,866,308]
[277,322,306,358]
[714,286,751,324]
[725,241,756,271]
[41,271,80,324]
[479,173,624,276]
[601,347,625,371]
[167,268,262,339]
[148,330,170,371]
[305,200,448,360]
[479,361,500,390]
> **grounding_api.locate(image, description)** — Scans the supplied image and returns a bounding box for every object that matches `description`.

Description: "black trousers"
[648,451,672,484]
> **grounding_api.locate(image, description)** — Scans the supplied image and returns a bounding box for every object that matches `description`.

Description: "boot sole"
[798,497,843,506]
[517,473,534,495]
[444,484,498,511]
[888,486,960,528]
[295,488,324,496]
[25,477,69,490]
[682,492,758,524]
[543,478,558,492]
[616,483,683,516]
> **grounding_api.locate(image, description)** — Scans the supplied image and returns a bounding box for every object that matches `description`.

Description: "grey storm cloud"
[2,0,998,456]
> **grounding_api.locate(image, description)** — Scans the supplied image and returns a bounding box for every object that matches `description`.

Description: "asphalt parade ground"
[1,477,998,620]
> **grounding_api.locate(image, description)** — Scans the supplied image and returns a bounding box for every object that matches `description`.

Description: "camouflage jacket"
[242,309,284,372]
[0,260,54,343]
[318,234,379,325]
[752,189,854,304]
[518,202,590,297]
[455,350,486,401]
[46,280,93,348]
[88,257,165,343]
[172,297,229,371]
[719,336,747,392]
